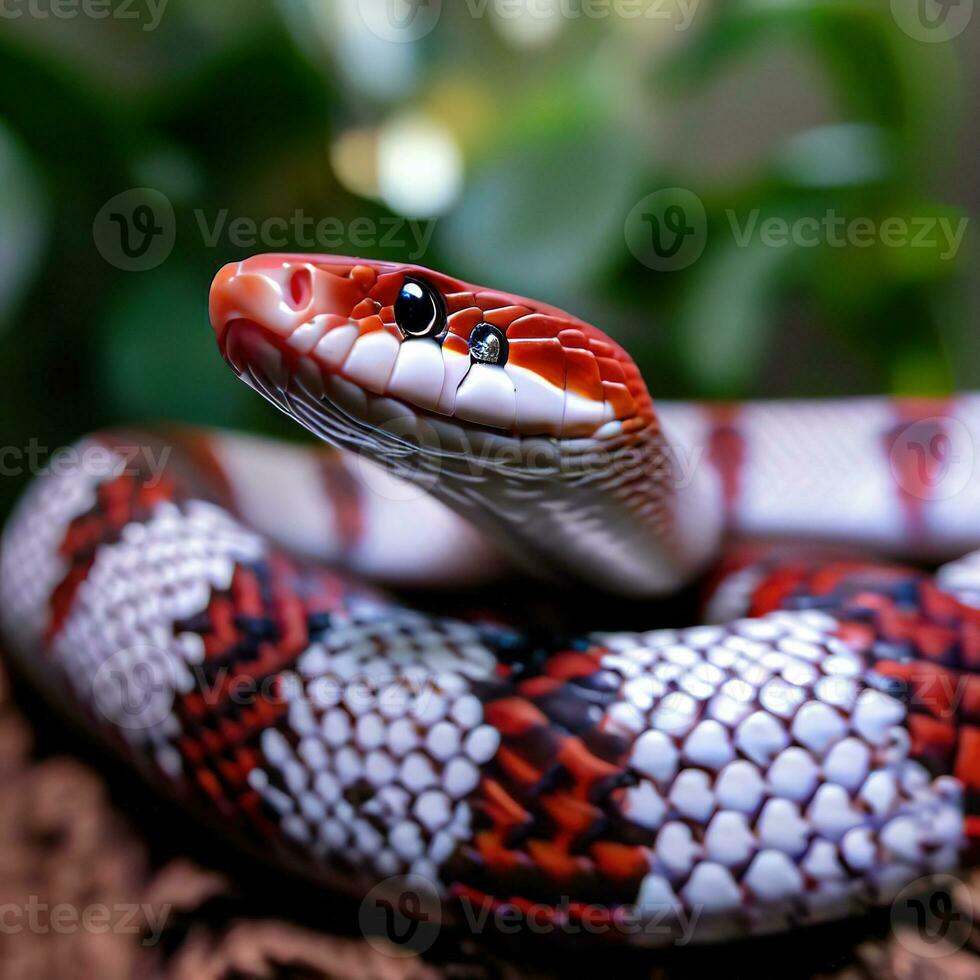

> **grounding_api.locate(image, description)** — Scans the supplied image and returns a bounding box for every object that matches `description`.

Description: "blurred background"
[0,0,975,516]
[0,6,976,974]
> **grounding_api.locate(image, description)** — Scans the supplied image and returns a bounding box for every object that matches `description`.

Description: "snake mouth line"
[224,318,523,470]
[222,318,630,463]
[219,293,629,441]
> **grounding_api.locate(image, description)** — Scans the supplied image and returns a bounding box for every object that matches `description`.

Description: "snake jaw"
[210,254,654,443]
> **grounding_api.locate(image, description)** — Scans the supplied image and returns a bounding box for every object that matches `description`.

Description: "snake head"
[209,254,653,441]
[209,255,717,594]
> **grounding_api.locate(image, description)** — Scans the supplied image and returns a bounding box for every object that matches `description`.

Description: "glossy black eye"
[394,277,446,339]
[468,322,508,366]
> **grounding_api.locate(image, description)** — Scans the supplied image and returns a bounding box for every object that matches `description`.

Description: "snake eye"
[468,322,508,366]
[394,277,446,339]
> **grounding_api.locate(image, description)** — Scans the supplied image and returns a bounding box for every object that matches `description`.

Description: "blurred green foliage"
[0,0,972,514]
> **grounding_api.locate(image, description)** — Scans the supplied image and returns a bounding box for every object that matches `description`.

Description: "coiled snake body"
[3,253,980,945]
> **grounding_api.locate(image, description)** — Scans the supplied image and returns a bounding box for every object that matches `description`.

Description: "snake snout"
[209,255,387,352]
[208,261,240,349]
[209,258,318,349]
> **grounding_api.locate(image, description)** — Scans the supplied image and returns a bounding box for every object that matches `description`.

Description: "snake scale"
[3,253,980,946]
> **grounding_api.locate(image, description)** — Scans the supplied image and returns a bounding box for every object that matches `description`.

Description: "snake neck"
[235,353,725,596]
[374,408,724,597]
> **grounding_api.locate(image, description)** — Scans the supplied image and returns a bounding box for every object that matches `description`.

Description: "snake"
[2,252,980,947]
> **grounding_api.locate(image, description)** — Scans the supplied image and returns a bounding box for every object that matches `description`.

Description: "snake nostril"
[287,268,312,310]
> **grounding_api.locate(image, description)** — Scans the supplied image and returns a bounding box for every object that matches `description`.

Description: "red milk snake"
[2,253,980,945]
